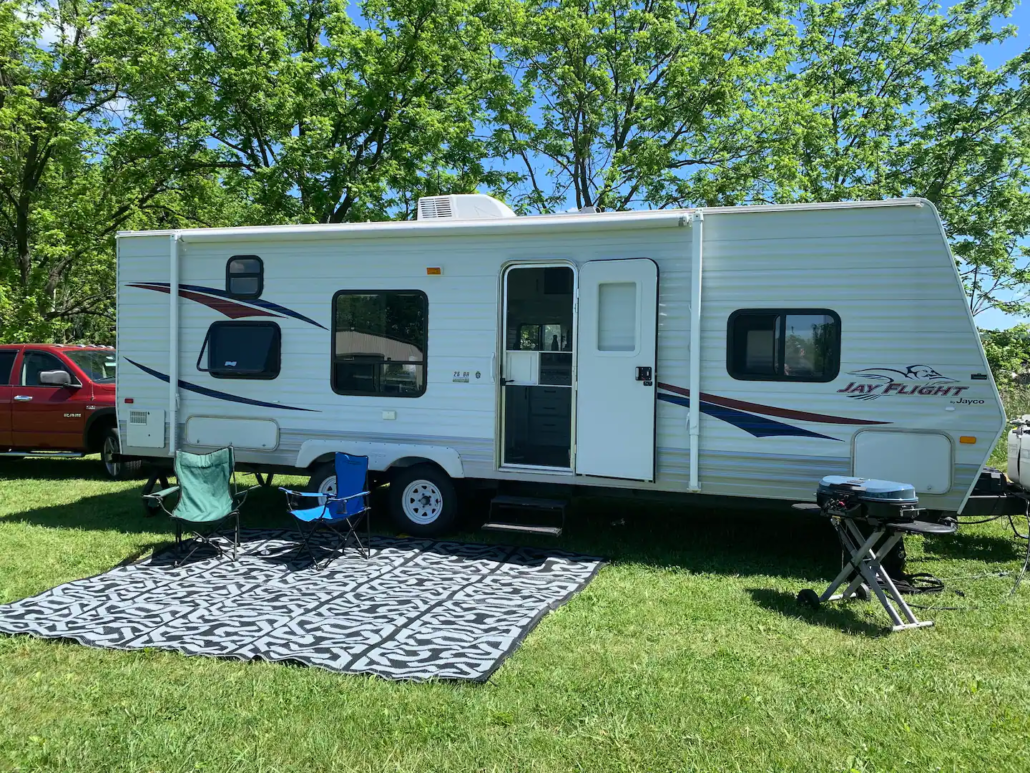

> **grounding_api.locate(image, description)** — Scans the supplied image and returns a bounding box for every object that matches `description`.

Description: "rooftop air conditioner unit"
[417,194,517,221]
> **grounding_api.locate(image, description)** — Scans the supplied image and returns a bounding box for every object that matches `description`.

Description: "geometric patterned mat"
[0,529,605,682]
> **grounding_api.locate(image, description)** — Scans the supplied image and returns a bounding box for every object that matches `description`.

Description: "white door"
[575,259,658,480]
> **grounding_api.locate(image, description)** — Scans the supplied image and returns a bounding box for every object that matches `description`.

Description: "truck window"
[65,350,117,383]
[0,351,15,385]
[20,352,72,386]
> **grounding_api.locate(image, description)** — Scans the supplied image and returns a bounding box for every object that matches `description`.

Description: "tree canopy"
[1,0,1027,344]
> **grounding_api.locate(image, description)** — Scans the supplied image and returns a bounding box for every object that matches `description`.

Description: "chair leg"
[234,511,240,561]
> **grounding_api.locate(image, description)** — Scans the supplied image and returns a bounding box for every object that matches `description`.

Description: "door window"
[597,282,637,351]
[20,352,71,386]
[0,351,16,385]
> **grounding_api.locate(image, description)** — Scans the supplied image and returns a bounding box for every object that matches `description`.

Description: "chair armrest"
[337,491,371,501]
[144,486,180,502]
[278,488,324,498]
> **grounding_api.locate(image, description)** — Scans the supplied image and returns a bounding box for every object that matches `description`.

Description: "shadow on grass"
[4,464,848,582]
[746,588,886,637]
[921,530,1022,563]
[0,456,117,482]
[6,460,993,587]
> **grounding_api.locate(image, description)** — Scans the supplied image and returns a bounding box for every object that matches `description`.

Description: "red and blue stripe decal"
[128,282,327,330]
[126,359,319,412]
[656,382,888,441]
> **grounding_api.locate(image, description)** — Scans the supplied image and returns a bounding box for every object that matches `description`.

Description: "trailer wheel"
[389,464,457,536]
[307,461,339,506]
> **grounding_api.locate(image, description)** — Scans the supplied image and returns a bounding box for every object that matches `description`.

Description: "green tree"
[121,0,517,224]
[0,0,234,342]
[493,0,798,213]
[763,0,1030,319]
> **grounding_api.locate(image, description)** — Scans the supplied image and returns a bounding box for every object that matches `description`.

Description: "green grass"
[2,458,1030,772]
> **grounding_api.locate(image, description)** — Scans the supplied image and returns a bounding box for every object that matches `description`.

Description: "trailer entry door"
[575,259,658,481]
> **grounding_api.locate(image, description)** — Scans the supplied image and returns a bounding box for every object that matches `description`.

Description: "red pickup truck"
[0,344,138,479]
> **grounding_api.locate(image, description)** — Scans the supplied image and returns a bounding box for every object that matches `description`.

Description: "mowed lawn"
[1,459,1029,772]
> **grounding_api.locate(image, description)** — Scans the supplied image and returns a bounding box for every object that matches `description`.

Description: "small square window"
[226,256,263,299]
[727,309,840,382]
[199,321,280,379]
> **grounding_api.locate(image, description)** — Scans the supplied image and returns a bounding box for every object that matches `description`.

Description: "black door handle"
[635,366,653,383]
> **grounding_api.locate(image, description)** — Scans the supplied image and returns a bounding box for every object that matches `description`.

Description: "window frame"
[726,308,841,383]
[197,320,282,380]
[225,255,264,300]
[330,289,429,399]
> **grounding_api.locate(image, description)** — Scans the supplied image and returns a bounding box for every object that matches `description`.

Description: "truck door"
[0,349,16,448]
[575,259,659,481]
[11,350,86,449]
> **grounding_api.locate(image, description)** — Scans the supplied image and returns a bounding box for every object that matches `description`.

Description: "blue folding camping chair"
[280,452,371,569]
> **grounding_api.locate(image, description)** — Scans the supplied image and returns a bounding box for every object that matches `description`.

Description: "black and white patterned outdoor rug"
[0,529,604,682]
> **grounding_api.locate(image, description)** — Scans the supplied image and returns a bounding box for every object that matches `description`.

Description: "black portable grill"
[794,476,956,632]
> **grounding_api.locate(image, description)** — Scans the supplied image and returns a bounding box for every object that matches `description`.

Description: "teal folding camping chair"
[144,447,257,566]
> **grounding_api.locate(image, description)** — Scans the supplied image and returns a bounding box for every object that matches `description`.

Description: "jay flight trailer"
[115,195,1005,535]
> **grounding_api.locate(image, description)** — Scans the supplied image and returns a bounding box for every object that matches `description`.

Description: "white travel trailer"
[115,195,1005,535]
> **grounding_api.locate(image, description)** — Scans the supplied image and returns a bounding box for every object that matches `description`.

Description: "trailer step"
[485,494,567,538]
[482,522,564,536]
[489,495,568,511]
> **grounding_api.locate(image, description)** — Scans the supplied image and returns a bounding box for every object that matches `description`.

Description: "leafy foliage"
[493,0,797,213]
[981,324,1030,386]
[1,0,1028,342]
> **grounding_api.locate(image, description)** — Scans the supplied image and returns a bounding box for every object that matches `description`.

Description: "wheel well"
[307,455,452,480]
[387,457,450,480]
[85,414,116,453]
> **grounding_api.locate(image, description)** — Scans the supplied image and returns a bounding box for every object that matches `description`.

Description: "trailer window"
[199,321,281,379]
[727,310,840,382]
[332,291,427,397]
[226,256,263,299]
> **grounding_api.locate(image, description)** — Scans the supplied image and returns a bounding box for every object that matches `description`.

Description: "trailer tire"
[389,465,457,536]
[306,461,339,505]
[101,428,141,480]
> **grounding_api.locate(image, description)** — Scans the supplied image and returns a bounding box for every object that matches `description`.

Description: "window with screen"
[199,321,281,379]
[226,256,263,299]
[727,309,840,382]
[0,351,17,385]
[332,291,427,397]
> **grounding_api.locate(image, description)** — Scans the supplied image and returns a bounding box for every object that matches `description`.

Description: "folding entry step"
[483,495,567,537]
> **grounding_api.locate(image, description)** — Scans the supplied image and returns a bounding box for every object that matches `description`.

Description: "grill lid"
[817,475,918,505]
